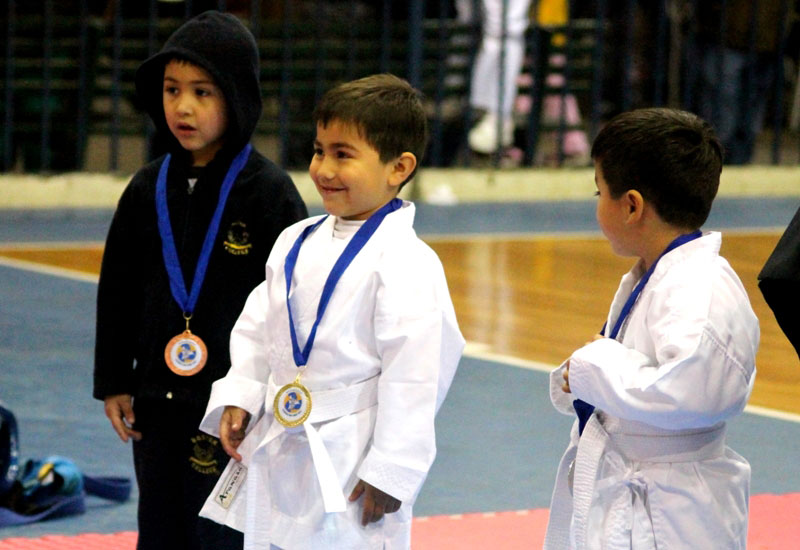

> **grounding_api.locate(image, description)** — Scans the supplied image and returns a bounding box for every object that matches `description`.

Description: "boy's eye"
[313,147,323,156]
[336,151,350,159]
[195,88,211,97]
[164,86,178,95]
[594,190,600,197]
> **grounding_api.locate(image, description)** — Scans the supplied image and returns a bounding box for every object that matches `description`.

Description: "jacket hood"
[135,11,262,156]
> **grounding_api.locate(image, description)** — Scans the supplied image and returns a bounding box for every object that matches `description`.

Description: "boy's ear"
[624,190,644,223]
[388,152,417,188]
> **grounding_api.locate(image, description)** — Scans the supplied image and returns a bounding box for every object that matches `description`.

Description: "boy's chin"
[319,199,343,217]
[320,199,355,220]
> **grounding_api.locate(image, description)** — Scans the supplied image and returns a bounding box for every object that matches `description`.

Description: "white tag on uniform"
[216,462,247,509]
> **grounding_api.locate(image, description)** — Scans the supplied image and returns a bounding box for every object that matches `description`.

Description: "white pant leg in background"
[468,0,533,116]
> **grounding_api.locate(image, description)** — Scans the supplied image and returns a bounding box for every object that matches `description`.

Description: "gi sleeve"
[357,245,464,503]
[550,360,578,415]
[93,180,146,400]
[200,224,295,435]
[567,273,758,430]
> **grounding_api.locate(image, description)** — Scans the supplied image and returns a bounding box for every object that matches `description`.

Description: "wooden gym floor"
[0,230,797,415]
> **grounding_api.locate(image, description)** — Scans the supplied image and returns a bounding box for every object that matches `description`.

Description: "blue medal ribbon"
[284,198,403,368]
[574,230,703,435]
[156,144,252,317]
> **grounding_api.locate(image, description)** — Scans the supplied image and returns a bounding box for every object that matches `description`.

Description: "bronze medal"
[165,329,207,376]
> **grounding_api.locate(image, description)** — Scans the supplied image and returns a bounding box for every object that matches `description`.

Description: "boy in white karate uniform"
[197,74,465,549]
[544,108,759,550]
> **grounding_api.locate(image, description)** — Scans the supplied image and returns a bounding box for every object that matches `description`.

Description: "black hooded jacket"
[93,11,308,407]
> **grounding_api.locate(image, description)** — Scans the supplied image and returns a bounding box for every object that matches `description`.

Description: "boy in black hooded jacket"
[92,11,307,549]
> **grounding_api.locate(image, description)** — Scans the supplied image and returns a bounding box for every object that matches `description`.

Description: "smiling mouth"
[319,184,344,193]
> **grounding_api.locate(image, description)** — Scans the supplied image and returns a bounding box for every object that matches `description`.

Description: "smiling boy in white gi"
[196,74,465,549]
[544,108,759,550]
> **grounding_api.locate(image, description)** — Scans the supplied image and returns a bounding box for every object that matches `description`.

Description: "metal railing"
[1,0,797,173]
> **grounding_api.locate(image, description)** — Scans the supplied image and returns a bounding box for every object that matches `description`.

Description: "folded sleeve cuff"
[357,447,428,504]
[199,374,268,437]
[550,360,576,415]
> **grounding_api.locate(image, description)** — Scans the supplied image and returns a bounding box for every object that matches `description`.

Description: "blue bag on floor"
[0,400,132,527]
[0,401,19,499]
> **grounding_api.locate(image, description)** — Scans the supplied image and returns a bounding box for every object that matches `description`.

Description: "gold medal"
[273,374,312,427]
[164,314,207,376]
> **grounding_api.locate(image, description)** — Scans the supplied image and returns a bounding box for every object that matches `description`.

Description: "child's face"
[595,162,634,258]
[162,60,228,166]
[309,120,401,220]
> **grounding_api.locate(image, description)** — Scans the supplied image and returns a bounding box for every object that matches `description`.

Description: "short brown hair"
[313,74,429,186]
[592,108,723,230]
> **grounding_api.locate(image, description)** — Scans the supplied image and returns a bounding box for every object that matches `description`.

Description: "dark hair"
[591,108,723,230]
[313,74,429,187]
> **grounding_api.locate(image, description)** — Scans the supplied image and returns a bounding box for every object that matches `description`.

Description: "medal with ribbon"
[157,144,252,376]
[274,198,403,427]
[573,230,703,435]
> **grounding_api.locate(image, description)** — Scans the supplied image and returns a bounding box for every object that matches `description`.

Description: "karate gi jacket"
[198,202,464,549]
[544,232,759,550]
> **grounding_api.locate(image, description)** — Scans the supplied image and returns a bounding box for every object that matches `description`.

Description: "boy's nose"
[315,157,336,180]
[175,97,193,115]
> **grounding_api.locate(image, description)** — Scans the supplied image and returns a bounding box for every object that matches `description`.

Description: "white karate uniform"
[544,232,759,550]
[198,202,464,550]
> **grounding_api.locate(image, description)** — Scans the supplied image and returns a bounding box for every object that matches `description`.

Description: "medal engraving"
[165,330,207,376]
[273,380,312,428]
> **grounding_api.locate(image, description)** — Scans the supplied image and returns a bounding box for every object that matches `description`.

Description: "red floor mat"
[747,492,800,550]
[1,492,797,549]
[412,508,549,548]
[0,532,137,549]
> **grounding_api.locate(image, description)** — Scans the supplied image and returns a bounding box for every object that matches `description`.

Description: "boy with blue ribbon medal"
[196,74,465,549]
[543,109,759,550]
[93,12,307,550]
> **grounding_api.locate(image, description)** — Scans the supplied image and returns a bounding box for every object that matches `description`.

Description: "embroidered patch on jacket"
[223,221,252,255]
[189,433,221,475]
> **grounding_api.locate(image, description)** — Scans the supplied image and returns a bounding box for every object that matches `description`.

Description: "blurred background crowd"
[1,0,798,174]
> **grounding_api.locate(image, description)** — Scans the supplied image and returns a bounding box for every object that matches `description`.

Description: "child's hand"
[348,479,401,526]
[562,361,571,393]
[103,394,142,443]
[219,406,250,461]
[589,333,605,344]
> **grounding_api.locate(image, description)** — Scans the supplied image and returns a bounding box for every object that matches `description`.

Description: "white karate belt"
[258,374,380,512]
[546,416,727,550]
